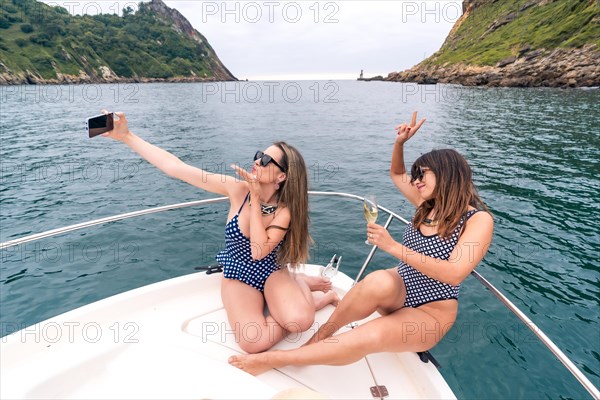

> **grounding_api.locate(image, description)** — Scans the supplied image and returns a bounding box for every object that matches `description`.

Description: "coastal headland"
[0,0,236,85]
[385,0,599,88]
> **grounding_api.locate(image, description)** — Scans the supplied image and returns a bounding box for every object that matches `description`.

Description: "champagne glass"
[363,194,378,244]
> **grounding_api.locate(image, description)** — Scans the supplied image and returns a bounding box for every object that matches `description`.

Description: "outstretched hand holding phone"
[98,110,131,142]
[86,110,130,141]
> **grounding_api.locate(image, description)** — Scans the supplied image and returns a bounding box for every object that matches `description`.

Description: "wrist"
[391,242,406,260]
[249,193,262,211]
[119,131,135,144]
[379,238,397,255]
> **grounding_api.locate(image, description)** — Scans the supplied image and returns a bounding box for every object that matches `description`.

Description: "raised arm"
[390,112,425,207]
[103,111,240,197]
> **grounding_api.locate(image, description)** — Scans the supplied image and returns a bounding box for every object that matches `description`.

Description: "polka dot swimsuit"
[216,194,281,292]
[397,210,479,308]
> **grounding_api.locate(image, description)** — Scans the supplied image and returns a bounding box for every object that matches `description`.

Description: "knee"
[362,270,397,298]
[234,325,273,354]
[238,339,270,354]
[279,310,315,333]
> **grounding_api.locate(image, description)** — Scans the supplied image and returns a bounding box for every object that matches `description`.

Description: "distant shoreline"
[2,78,599,88]
[384,44,599,88]
[0,74,237,86]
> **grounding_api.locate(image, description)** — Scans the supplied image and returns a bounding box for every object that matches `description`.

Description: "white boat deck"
[1,265,456,399]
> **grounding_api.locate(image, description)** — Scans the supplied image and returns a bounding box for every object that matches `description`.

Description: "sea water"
[1,81,598,398]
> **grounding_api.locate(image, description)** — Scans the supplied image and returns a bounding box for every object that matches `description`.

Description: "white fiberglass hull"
[1,265,455,399]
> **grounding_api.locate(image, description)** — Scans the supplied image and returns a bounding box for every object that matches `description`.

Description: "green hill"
[428,0,599,66]
[387,0,599,87]
[0,0,236,84]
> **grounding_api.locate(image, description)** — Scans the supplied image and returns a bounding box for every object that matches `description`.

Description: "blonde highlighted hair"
[273,142,312,267]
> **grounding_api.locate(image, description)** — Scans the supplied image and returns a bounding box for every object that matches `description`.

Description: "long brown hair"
[273,142,311,267]
[411,149,489,239]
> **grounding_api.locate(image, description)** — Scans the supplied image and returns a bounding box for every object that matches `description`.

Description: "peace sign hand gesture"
[395,111,426,145]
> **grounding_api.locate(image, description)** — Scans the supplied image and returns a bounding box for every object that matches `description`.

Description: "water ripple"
[1,82,598,399]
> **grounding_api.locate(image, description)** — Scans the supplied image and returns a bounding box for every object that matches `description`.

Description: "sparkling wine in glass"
[363,195,378,244]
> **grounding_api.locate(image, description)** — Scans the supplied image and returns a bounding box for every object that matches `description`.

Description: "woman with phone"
[102,111,339,353]
[228,112,494,374]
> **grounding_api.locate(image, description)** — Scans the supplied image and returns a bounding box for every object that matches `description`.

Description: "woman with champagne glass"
[101,111,338,353]
[229,111,494,374]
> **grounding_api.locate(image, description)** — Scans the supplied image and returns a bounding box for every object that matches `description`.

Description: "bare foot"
[297,273,332,293]
[313,290,340,311]
[228,353,273,376]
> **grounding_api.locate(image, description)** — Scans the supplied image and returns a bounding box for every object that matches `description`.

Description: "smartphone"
[86,113,114,138]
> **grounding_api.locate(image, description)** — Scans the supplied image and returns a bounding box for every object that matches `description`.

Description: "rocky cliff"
[144,0,235,81]
[0,0,236,84]
[387,0,599,87]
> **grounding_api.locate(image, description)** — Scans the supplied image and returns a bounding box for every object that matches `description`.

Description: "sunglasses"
[254,151,286,172]
[410,165,431,183]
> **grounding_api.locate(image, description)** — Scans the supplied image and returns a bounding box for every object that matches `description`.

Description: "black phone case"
[87,114,114,138]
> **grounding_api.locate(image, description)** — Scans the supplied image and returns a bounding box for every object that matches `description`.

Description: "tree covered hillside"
[0,0,236,83]
[426,0,599,67]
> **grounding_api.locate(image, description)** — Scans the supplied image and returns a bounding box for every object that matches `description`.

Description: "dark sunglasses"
[254,151,286,172]
[410,165,431,183]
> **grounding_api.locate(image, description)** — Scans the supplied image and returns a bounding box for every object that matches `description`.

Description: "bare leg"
[229,303,456,375]
[304,268,406,345]
[221,278,286,354]
[264,269,318,334]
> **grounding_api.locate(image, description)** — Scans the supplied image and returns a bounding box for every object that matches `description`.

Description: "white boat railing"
[1,192,598,400]
[0,197,230,249]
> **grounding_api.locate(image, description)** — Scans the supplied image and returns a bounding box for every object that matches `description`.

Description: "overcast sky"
[41,1,462,80]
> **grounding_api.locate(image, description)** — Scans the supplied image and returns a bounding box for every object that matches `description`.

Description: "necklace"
[259,203,278,216]
[249,198,278,216]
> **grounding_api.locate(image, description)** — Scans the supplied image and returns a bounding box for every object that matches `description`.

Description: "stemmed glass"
[363,194,378,244]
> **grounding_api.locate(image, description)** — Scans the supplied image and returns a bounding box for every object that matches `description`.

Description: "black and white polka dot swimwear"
[216,194,281,292]
[397,210,479,308]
